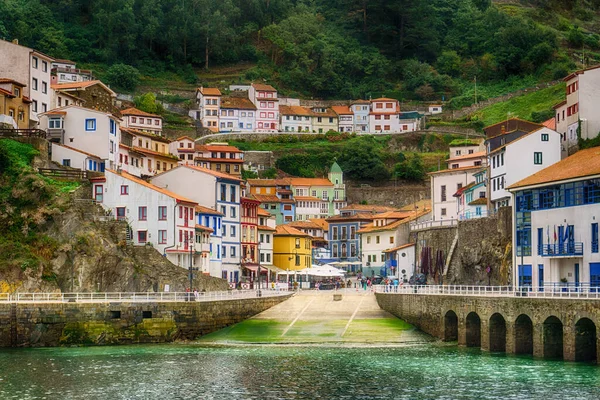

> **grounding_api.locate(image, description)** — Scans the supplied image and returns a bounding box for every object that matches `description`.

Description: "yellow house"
[0,78,31,129]
[273,225,312,272]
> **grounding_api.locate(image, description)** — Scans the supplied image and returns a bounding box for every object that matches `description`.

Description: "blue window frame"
[537,228,543,255]
[85,118,96,131]
[99,162,105,172]
[88,160,93,170]
[518,265,532,288]
[591,263,600,292]
[538,265,544,291]
[592,223,599,253]
[109,119,116,135]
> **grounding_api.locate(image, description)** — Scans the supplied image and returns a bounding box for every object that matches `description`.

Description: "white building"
[359,210,429,276]
[249,83,279,132]
[369,98,401,133]
[51,59,93,84]
[169,136,197,166]
[118,128,177,178]
[196,205,224,277]
[351,101,370,133]
[190,87,221,132]
[488,126,562,210]
[555,65,600,157]
[39,105,120,170]
[51,143,106,172]
[150,165,244,284]
[121,107,163,135]
[294,197,322,221]
[279,105,312,132]
[258,208,276,275]
[454,169,488,220]
[92,169,198,269]
[219,96,257,132]
[332,106,354,132]
[508,147,600,292]
[428,105,443,115]
[0,39,54,125]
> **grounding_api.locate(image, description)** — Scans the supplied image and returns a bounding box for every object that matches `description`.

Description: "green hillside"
[2,0,599,105]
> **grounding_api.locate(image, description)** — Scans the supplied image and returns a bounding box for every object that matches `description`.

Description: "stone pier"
[376,292,600,363]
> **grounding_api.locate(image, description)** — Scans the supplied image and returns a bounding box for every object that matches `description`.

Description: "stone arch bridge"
[376,288,600,363]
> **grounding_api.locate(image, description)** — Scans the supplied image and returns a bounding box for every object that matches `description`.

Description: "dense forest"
[1,0,599,100]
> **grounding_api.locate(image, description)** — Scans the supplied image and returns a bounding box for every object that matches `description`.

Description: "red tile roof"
[184,164,244,182]
[288,177,333,187]
[383,243,415,253]
[279,105,312,116]
[198,144,243,153]
[331,105,353,115]
[252,83,277,92]
[198,87,222,96]
[195,205,223,215]
[542,117,556,130]
[257,208,272,217]
[0,78,27,87]
[428,165,482,175]
[220,96,256,110]
[275,225,310,236]
[121,107,161,118]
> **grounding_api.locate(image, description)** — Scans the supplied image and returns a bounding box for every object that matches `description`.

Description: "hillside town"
[1,37,600,295]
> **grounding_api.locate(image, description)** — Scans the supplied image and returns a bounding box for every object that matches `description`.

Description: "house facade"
[121,107,163,135]
[280,105,312,132]
[0,78,31,129]
[119,128,178,177]
[196,205,224,278]
[169,136,197,166]
[273,225,312,274]
[50,80,117,116]
[150,165,243,284]
[509,147,600,292]
[310,107,338,133]
[369,98,401,133]
[455,169,487,220]
[219,96,256,132]
[332,106,354,132]
[39,105,120,170]
[94,169,198,269]
[0,39,54,125]
[488,126,562,210]
[191,87,221,132]
[240,197,262,285]
[194,143,244,177]
[351,101,370,133]
[249,83,279,132]
[51,59,93,84]
[258,208,276,282]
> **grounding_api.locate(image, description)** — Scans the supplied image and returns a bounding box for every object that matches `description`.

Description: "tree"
[394,154,425,181]
[105,64,140,91]
[338,137,390,181]
[134,93,159,114]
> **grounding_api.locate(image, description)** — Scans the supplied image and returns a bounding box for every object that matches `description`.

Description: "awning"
[243,265,268,273]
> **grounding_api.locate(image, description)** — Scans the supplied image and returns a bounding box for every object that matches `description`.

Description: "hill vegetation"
[2,0,599,104]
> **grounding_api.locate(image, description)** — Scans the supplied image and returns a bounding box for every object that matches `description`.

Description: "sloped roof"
[51,80,116,96]
[341,204,398,213]
[383,243,415,253]
[54,143,101,159]
[107,169,196,204]
[247,179,278,187]
[198,87,222,96]
[371,98,398,102]
[275,225,310,237]
[508,146,600,189]
[121,107,161,118]
[198,144,243,153]
[308,218,329,231]
[183,164,244,182]
[357,209,429,233]
[287,220,324,230]
[120,127,171,144]
[280,105,312,116]
[542,117,556,130]
[288,177,333,187]
[428,165,482,176]
[295,196,321,202]
[257,225,276,231]
[195,205,223,216]
[0,78,27,87]
[468,198,488,206]
[447,151,486,162]
[252,83,277,92]
[257,208,272,217]
[220,96,256,110]
[331,105,353,115]
[483,118,542,138]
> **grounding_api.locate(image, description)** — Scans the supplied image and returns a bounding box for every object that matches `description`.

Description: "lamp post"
[257,241,262,297]
[187,235,197,301]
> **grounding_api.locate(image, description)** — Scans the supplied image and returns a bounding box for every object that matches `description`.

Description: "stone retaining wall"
[0,294,292,347]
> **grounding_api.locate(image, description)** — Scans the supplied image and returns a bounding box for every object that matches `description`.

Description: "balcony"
[540,242,584,257]
[384,259,398,268]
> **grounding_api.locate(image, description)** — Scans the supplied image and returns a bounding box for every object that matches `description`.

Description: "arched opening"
[466,312,481,348]
[444,310,458,342]
[514,314,533,355]
[575,318,597,363]
[543,316,564,360]
[489,313,507,352]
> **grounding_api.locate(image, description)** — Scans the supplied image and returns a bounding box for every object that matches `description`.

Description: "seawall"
[0,294,292,347]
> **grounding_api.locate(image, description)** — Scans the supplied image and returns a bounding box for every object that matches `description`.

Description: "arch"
[514,314,533,355]
[444,310,458,342]
[466,312,481,348]
[543,316,564,360]
[489,313,507,352]
[575,318,597,363]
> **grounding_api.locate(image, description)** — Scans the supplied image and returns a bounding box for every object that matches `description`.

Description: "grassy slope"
[471,83,565,126]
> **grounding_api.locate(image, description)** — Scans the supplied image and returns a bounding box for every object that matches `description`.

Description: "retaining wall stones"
[0,294,292,347]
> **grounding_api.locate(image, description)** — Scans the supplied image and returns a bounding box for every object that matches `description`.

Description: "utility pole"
[474,76,478,106]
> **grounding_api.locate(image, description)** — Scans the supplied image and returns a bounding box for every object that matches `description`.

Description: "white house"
[359,210,429,276]
[119,127,178,178]
[279,105,312,132]
[351,100,370,133]
[150,165,244,284]
[454,169,488,220]
[190,87,221,132]
[51,59,93,84]
[332,106,354,132]
[488,126,562,210]
[258,208,276,281]
[121,107,163,135]
[428,105,443,115]
[169,136,197,166]
[555,65,600,157]
[195,205,223,277]
[0,39,54,125]
[39,105,120,170]
[51,143,106,172]
[369,98,401,133]
[508,147,600,292]
[249,83,279,132]
[93,169,198,269]
[383,243,416,281]
[219,96,256,132]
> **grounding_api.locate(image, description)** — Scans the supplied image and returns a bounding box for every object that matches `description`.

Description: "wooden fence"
[38,168,103,180]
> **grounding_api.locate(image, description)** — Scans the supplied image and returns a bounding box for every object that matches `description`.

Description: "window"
[230,226,236,237]
[32,100,37,112]
[120,185,129,195]
[49,118,62,129]
[138,206,147,221]
[390,237,394,244]
[230,185,236,202]
[230,207,236,218]
[441,185,447,202]
[158,206,167,220]
[32,56,38,68]
[42,81,47,94]
[295,238,301,248]
[138,231,147,243]
[220,184,227,201]
[42,103,47,113]
[158,230,167,244]
[32,78,38,90]
[534,152,543,165]
[376,236,380,244]
[541,133,549,141]
[593,223,599,253]
[85,119,96,131]
[42,60,47,72]
[222,246,226,258]
[62,159,71,167]
[230,246,236,257]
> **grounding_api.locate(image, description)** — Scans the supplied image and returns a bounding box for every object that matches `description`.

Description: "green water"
[1,344,599,399]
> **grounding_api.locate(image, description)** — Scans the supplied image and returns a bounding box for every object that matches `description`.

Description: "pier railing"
[0,289,291,303]
[373,284,600,299]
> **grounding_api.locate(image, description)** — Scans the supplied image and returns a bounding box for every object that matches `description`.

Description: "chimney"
[12,39,18,45]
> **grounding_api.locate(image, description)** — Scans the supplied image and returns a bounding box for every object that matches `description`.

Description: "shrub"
[105,64,140,91]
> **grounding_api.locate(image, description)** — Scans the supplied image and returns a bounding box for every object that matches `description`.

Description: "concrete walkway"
[200,289,432,344]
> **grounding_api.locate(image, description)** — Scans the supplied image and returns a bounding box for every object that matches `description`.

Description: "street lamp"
[257,241,262,297]
[187,235,198,301]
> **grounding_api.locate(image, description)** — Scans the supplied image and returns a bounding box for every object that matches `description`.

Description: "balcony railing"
[593,240,599,253]
[540,242,584,257]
